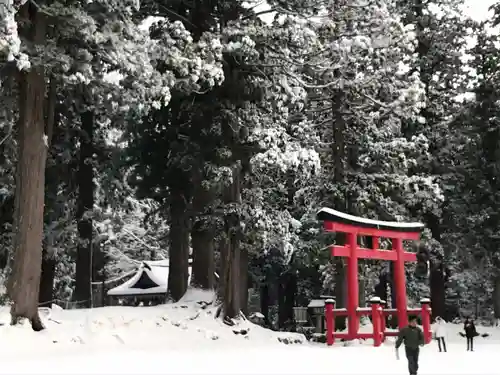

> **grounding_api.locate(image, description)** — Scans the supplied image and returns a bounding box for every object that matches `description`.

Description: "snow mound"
[0,288,305,360]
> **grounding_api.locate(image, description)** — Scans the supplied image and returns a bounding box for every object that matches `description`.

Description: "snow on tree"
[3,0,226,327]
[394,0,480,317]
[0,0,499,328]
[446,12,500,319]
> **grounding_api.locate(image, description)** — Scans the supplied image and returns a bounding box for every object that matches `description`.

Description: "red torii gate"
[317,208,425,340]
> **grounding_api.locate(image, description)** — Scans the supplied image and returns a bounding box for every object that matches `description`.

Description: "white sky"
[246,1,498,23]
[463,0,496,21]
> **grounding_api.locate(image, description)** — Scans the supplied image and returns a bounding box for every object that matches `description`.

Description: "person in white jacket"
[434,316,447,352]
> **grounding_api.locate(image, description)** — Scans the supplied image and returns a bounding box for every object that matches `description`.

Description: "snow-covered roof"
[317,207,425,232]
[308,299,325,308]
[107,259,192,296]
[143,259,169,267]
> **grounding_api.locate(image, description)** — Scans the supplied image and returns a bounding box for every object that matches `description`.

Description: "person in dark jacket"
[396,316,425,375]
[464,317,477,351]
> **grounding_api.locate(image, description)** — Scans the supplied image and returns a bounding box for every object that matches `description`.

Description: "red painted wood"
[372,303,382,347]
[346,232,359,338]
[320,215,422,347]
[331,245,350,257]
[393,237,408,329]
[323,221,421,240]
[331,245,417,261]
[325,302,335,346]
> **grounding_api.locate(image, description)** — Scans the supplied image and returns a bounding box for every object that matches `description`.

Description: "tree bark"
[239,247,249,315]
[260,283,271,327]
[191,168,215,290]
[74,110,94,308]
[167,172,190,301]
[191,223,215,289]
[8,4,47,331]
[38,76,58,309]
[278,271,296,330]
[219,166,243,319]
[331,90,347,310]
[430,263,445,318]
[493,273,500,321]
[427,213,445,319]
[220,216,241,319]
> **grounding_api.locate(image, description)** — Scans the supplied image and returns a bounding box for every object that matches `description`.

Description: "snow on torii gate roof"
[317,207,425,240]
[317,208,425,261]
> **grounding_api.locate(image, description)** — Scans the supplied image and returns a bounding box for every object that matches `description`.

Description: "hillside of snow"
[0,289,304,358]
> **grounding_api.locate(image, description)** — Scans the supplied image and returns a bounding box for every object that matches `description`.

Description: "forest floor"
[0,289,498,374]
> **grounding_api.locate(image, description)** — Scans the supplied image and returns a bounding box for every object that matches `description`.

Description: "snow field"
[0,289,498,374]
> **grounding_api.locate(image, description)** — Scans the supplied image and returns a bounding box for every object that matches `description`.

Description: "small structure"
[317,207,431,346]
[305,295,336,333]
[107,259,192,305]
[308,299,325,332]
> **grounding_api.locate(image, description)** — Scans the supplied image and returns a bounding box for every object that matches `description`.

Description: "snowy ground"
[0,289,498,374]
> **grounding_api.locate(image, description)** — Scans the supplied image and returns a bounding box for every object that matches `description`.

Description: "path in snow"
[0,343,497,374]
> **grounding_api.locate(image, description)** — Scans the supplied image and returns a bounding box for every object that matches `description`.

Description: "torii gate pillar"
[317,208,425,338]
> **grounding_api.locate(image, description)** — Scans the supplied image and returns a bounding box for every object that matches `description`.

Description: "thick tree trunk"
[7,4,47,331]
[38,76,57,309]
[278,271,296,330]
[493,274,500,321]
[260,283,271,327]
[74,110,94,308]
[240,247,249,315]
[191,224,215,289]
[167,174,190,301]
[331,90,347,310]
[288,272,297,323]
[278,279,286,329]
[191,168,215,290]
[430,262,445,318]
[427,213,445,319]
[92,243,107,307]
[219,223,241,319]
[219,166,243,319]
